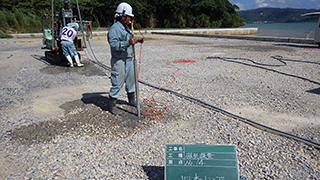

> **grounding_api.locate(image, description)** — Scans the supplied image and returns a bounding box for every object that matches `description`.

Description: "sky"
[230,0,320,11]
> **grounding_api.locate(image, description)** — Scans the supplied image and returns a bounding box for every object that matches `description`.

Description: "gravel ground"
[0,35,320,179]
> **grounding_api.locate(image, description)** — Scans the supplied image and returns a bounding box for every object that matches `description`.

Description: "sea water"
[241,22,318,39]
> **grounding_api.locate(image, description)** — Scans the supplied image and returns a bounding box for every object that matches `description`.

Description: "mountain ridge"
[238,8,320,23]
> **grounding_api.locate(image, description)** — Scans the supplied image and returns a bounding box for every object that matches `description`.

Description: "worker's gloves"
[129,38,135,45]
[137,38,144,43]
[129,38,144,45]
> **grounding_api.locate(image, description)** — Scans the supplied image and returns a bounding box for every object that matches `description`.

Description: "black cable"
[208,56,287,67]
[84,30,111,73]
[138,80,320,150]
[208,56,320,86]
[84,38,320,150]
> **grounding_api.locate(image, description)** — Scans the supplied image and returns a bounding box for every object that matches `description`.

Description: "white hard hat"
[115,2,134,17]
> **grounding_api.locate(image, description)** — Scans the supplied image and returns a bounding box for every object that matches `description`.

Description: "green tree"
[0,0,245,31]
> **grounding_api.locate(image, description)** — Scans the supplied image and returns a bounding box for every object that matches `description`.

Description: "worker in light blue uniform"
[61,22,84,67]
[107,2,144,115]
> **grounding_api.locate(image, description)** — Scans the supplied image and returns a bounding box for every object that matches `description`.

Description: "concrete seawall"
[151,31,316,45]
[142,28,259,35]
[9,28,317,45]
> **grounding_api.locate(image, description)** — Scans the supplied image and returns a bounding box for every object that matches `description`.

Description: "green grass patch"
[0,10,45,34]
[0,33,13,38]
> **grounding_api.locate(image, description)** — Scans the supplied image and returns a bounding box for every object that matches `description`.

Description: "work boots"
[109,96,121,115]
[66,55,74,67]
[74,55,84,67]
[127,92,137,107]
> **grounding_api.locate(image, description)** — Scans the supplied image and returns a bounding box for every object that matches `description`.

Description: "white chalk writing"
[181,173,225,180]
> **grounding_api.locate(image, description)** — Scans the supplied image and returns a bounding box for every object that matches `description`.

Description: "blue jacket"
[107,21,133,59]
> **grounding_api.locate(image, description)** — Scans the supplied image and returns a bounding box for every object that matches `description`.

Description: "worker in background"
[61,22,84,67]
[107,2,144,115]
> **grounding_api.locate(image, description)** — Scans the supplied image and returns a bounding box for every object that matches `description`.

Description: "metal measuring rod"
[131,22,141,117]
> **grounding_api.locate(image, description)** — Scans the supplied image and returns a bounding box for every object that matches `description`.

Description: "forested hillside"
[239,8,320,23]
[0,0,245,33]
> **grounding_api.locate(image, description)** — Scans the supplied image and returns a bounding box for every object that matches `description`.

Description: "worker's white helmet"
[115,2,134,17]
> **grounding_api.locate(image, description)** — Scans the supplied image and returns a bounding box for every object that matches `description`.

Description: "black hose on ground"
[84,35,320,150]
[139,80,320,150]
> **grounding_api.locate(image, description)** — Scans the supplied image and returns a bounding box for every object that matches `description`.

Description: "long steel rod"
[75,0,86,47]
[51,0,55,50]
[131,23,140,117]
[133,45,140,117]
